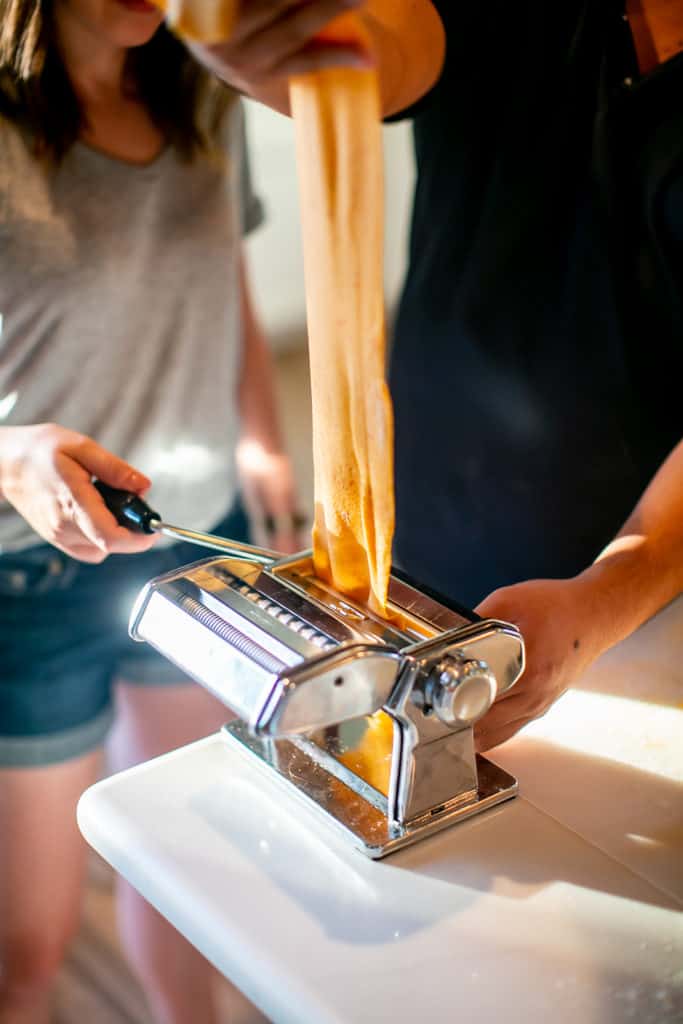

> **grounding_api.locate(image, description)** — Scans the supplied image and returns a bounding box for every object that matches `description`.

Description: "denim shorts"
[0,503,249,767]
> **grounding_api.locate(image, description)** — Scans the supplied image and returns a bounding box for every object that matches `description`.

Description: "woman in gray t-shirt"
[0,1,301,1019]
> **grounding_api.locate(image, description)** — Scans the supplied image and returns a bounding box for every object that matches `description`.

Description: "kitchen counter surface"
[78,597,683,1024]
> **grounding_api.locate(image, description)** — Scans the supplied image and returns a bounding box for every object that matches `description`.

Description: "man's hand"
[236,439,307,554]
[186,1,445,117]
[473,440,683,750]
[187,0,372,107]
[0,424,158,562]
[473,576,604,752]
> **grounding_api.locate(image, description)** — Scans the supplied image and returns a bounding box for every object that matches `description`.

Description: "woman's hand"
[236,439,308,554]
[0,424,158,562]
[473,575,606,752]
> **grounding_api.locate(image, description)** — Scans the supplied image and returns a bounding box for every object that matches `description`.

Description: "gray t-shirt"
[0,99,263,552]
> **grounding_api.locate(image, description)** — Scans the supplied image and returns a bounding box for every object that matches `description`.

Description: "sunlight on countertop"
[521,689,682,782]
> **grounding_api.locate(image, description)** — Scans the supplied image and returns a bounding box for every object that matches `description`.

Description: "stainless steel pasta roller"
[129,539,524,859]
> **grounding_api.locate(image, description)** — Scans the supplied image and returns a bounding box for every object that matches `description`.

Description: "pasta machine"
[129,544,524,859]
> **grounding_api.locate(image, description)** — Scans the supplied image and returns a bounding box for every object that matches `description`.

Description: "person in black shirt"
[151,0,682,750]
[388,0,683,749]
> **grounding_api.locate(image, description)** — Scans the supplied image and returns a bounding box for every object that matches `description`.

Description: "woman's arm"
[474,438,683,750]
[235,252,305,552]
[0,424,157,561]
[188,0,445,116]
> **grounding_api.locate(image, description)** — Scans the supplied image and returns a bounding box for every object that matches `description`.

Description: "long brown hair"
[0,0,234,161]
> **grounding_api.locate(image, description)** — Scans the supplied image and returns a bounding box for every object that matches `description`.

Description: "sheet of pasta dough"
[290,14,394,615]
[161,0,236,41]
[150,3,394,613]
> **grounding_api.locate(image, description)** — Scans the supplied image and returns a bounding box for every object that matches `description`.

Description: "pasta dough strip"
[162,0,237,42]
[290,15,394,614]
[148,3,394,612]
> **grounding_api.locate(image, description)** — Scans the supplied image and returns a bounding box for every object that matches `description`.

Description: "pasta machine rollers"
[129,545,525,858]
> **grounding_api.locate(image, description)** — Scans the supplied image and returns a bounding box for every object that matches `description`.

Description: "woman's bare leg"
[108,682,236,1024]
[0,750,102,1024]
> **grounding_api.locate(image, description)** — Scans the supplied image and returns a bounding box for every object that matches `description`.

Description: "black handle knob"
[93,480,160,534]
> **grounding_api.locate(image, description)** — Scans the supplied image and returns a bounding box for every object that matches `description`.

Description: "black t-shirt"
[390,0,683,606]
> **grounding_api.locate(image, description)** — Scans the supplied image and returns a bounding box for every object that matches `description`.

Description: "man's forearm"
[363,1,445,118]
[578,438,683,653]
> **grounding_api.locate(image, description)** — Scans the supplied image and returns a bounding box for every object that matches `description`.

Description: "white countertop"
[78,597,683,1024]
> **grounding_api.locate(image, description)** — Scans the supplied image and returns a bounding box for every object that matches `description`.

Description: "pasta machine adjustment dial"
[427,657,497,729]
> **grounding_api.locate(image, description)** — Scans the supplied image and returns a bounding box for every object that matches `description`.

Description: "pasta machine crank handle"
[93,480,278,565]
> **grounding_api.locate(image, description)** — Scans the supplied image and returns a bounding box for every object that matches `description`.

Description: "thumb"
[474,582,526,620]
[474,592,503,619]
[65,436,151,494]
